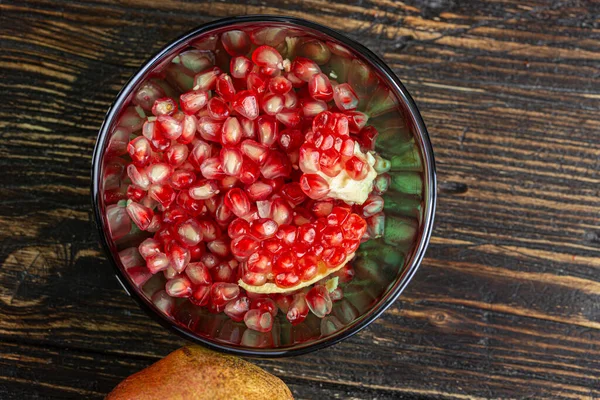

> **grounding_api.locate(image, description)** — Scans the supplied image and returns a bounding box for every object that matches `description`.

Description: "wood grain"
[1,0,599,399]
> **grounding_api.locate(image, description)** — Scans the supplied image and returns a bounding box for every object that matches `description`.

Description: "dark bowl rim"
[91,14,437,358]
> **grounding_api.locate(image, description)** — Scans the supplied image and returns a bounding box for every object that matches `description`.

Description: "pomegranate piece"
[220,116,243,146]
[224,188,251,217]
[221,30,251,56]
[175,218,203,246]
[148,184,176,208]
[220,147,243,176]
[357,126,379,150]
[291,57,321,81]
[215,74,237,102]
[230,56,253,79]
[193,66,221,91]
[276,109,301,128]
[306,285,333,318]
[269,198,293,225]
[127,136,152,167]
[210,282,240,306]
[246,73,268,96]
[346,111,369,133]
[299,174,330,200]
[167,242,191,273]
[274,271,300,289]
[269,76,292,95]
[164,143,189,167]
[180,89,209,114]
[251,298,278,317]
[151,97,177,116]
[341,213,367,241]
[224,296,250,322]
[286,293,309,325]
[232,90,259,120]
[308,73,334,101]
[157,114,183,140]
[256,115,279,147]
[126,201,154,230]
[244,308,273,332]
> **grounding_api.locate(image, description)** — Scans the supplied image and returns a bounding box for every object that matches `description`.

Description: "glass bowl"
[91,15,436,357]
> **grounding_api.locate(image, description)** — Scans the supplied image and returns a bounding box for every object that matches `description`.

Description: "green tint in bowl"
[92,15,436,357]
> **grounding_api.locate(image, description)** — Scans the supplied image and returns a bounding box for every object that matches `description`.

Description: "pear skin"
[106,345,293,400]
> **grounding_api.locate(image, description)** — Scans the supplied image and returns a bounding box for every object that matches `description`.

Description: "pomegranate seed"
[200,157,226,179]
[228,218,250,238]
[156,114,183,140]
[283,90,298,109]
[279,182,307,206]
[251,298,278,317]
[185,262,212,285]
[264,177,285,192]
[298,144,320,173]
[147,215,163,234]
[327,206,350,225]
[246,180,273,201]
[261,151,291,180]
[220,147,243,176]
[291,57,321,81]
[232,90,259,120]
[197,116,223,142]
[239,117,256,139]
[189,179,219,200]
[256,115,279,147]
[219,116,242,146]
[246,73,268,96]
[221,30,251,56]
[161,207,187,225]
[357,126,379,150]
[311,200,334,218]
[286,294,309,324]
[152,290,175,315]
[170,169,196,190]
[269,198,292,225]
[197,219,220,241]
[207,238,230,258]
[193,66,221,91]
[342,239,360,254]
[189,285,211,306]
[322,226,344,247]
[224,296,250,322]
[206,97,230,121]
[298,224,318,245]
[269,76,292,95]
[215,74,237,102]
[346,111,369,133]
[275,224,297,245]
[231,235,259,259]
[306,285,332,318]
[244,308,273,332]
[127,266,152,287]
[345,156,369,180]
[298,254,319,281]
[256,200,272,219]
[301,99,328,118]
[342,213,367,241]
[308,73,333,101]
[168,242,191,273]
[230,56,253,79]
[252,45,284,69]
[152,97,177,116]
[260,93,284,115]
[300,174,330,199]
[176,218,203,246]
[333,83,359,111]
[360,195,384,217]
[127,137,152,167]
[126,185,145,202]
[246,249,273,274]
[278,129,303,151]
[138,238,161,260]
[286,71,304,88]
[238,157,260,185]
[262,237,283,254]
[188,140,213,170]
[211,282,240,307]
[340,138,355,157]
[276,110,302,128]
[240,139,269,164]
[164,143,189,167]
[145,163,171,185]
[177,190,204,215]
[146,252,170,274]
[200,252,220,268]
[249,218,278,239]
[148,184,176,208]
[134,81,165,111]
[126,201,153,230]
[312,111,349,137]
[224,188,251,217]
[215,200,234,225]
[180,89,209,114]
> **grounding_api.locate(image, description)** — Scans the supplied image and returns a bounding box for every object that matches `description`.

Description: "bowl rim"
[91,14,437,357]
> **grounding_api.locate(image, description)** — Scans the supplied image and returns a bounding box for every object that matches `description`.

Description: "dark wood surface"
[1,1,599,399]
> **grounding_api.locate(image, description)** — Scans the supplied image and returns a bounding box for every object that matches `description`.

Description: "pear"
[106,345,293,400]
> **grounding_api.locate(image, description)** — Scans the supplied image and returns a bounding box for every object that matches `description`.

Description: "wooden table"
[1,1,599,398]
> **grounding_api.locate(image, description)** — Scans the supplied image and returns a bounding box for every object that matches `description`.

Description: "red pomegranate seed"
[170,169,196,190]
[238,157,260,185]
[200,157,226,179]
[221,30,251,56]
[291,57,321,81]
[333,83,359,111]
[156,114,183,140]
[151,97,177,116]
[308,73,334,101]
[263,238,284,254]
[232,90,259,120]
[126,185,145,202]
[298,144,320,173]
[127,266,152,288]
[240,139,269,164]
[207,97,230,121]
[176,218,203,246]
[189,243,205,262]
[193,66,221,91]
[260,93,284,115]
[215,200,234,226]
[188,140,213,170]
[228,218,250,238]
[185,262,212,285]
[256,115,278,147]
[180,89,209,114]
[139,238,161,259]
[346,111,369,133]
[164,143,189,167]
[279,182,306,206]
[231,234,259,260]
[311,200,333,218]
[246,73,268,96]
[293,207,312,226]
[161,207,187,225]
[247,249,273,274]
[313,111,349,137]
[197,219,220,241]
[152,290,175,315]
[200,252,220,268]
[197,116,223,143]
[327,206,350,226]
[251,298,278,317]
[286,293,309,324]
[127,137,152,167]
[360,195,384,217]
[230,56,253,79]
[219,116,242,146]
[146,252,170,274]
[357,126,379,150]
[145,163,171,185]
[249,218,278,239]
[219,147,243,177]
[269,198,293,225]
[298,254,319,281]
[211,282,240,307]
[148,184,176,208]
[283,90,298,109]
[215,74,236,102]
[275,224,297,245]
[275,109,301,128]
[269,76,292,95]
[277,129,302,151]
[168,242,191,273]
[306,285,332,318]
[224,296,250,322]
[342,213,367,241]
[189,179,219,200]
[345,156,369,180]
[224,188,251,217]
[322,226,344,247]
[189,285,211,306]
[273,251,296,273]
[342,239,360,254]
[239,117,256,139]
[297,224,318,245]
[245,180,271,201]
[244,308,273,332]
[300,174,330,199]
[340,138,355,157]
[176,190,204,215]
[261,151,291,179]
[207,238,230,258]
[257,200,272,219]
[252,45,284,69]
[134,81,165,111]
[126,201,153,230]
[300,99,327,118]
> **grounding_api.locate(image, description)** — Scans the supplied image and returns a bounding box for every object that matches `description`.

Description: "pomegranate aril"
[190,285,211,306]
[176,191,204,215]
[127,266,152,288]
[228,217,250,238]
[261,151,291,180]
[301,99,327,118]
[260,93,284,116]
[300,174,330,200]
[188,179,219,200]
[240,117,256,139]
[366,212,385,239]
[308,73,334,101]
[269,198,293,225]
[197,219,220,241]
[215,74,236,102]
[200,252,220,269]
[252,45,283,69]
[161,207,187,225]
[221,30,251,56]
[239,158,260,185]
[151,97,177,116]
[230,56,253,79]
[244,309,273,332]
[342,213,367,241]
[246,73,268,96]
[310,200,333,218]
[165,143,189,167]
[357,126,379,150]
[127,185,145,202]
[211,282,240,307]
[249,218,278,239]
[127,136,152,167]
[291,57,321,81]
[176,218,203,246]
[152,290,175,316]
[360,195,384,217]
[345,156,369,180]
[274,251,296,273]
[126,201,154,230]
[188,140,212,170]
[180,89,209,114]
[193,66,221,91]
[215,200,234,226]
[218,116,242,146]
[342,239,360,254]
[241,268,268,286]
[276,110,302,128]
[240,140,269,164]
[224,188,251,217]
[298,254,319,281]
[247,180,273,201]
[298,224,318,244]
[197,116,223,142]
[200,157,226,179]
[205,97,229,120]
[247,249,273,274]
[134,81,165,111]
[346,111,369,133]
[212,262,236,283]
[327,206,350,226]
[323,247,346,268]
[145,163,171,185]
[185,262,212,285]
[275,224,297,246]
[156,114,183,140]
[232,90,259,120]
[256,115,279,147]
[139,238,161,259]
[231,234,260,260]
[146,252,170,274]
[148,184,176,208]
[206,238,230,258]
[167,242,191,273]
[286,294,309,324]
[283,90,298,109]
[170,169,196,190]
[219,147,243,176]
[279,182,306,206]
[340,138,355,157]
[225,296,250,322]
[263,238,283,254]
[298,144,320,173]
[312,111,349,137]
[306,285,333,318]
[332,83,359,111]
[278,129,303,151]
[268,75,292,95]
[251,298,278,317]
